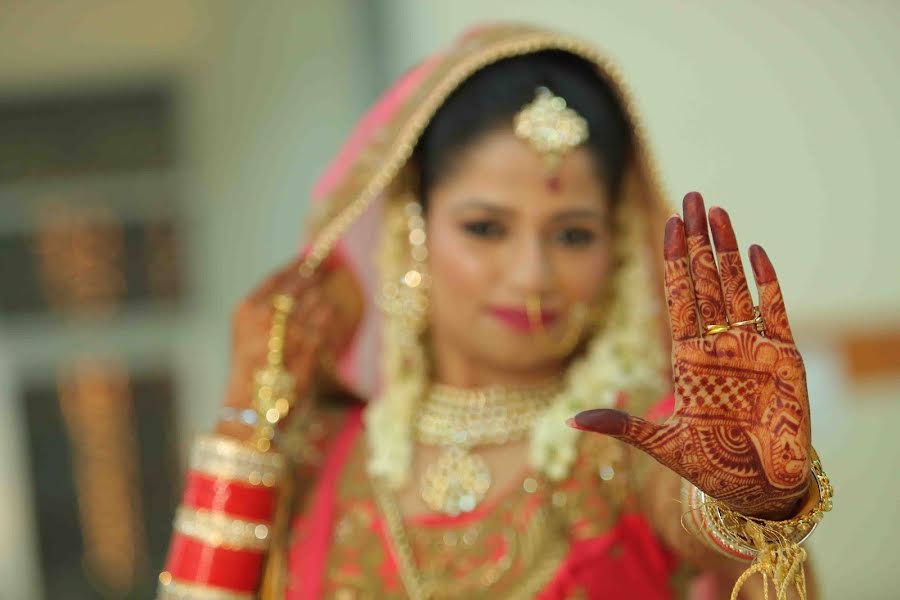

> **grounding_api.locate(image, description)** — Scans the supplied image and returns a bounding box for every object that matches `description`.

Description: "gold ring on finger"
[729,316,757,328]
[703,323,731,336]
[752,306,766,336]
[729,307,766,335]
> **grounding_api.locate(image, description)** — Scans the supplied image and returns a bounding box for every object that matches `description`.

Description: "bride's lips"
[487,306,558,332]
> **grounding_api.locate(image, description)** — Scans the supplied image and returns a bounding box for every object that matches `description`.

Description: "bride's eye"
[555,227,597,247]
[463,220,506,239]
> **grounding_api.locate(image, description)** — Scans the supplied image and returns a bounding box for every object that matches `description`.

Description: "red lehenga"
[285,400,685,599]
[159,23,725,600]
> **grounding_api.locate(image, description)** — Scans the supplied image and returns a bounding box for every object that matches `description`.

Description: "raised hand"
[219,254,363,439]
[574,192,811,518]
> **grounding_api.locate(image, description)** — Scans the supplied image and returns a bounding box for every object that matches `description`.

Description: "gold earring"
[380,197,429,335]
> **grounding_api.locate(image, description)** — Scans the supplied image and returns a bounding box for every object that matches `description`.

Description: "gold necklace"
[414,380,561,516]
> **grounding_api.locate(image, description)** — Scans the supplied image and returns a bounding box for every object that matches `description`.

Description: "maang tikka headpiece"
[514,87,589,173]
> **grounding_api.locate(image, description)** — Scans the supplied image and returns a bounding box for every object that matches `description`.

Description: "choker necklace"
[414,380,562,516]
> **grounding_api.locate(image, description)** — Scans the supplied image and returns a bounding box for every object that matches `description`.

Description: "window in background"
[0,86,184,599]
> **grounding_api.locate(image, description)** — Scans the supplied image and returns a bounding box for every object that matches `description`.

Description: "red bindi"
[546,176,561,193]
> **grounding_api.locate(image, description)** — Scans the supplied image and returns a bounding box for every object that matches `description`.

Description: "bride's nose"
[507,232,554,295]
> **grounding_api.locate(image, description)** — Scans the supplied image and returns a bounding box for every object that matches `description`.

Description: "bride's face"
[425,128,614,380]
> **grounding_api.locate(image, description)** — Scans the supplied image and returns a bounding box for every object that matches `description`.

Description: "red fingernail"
[708,206,738,251]
[749,244,776,283]
[566,417,591,432]
[664,216,686,260]
[682,192,707,235]
[572,409,630,436]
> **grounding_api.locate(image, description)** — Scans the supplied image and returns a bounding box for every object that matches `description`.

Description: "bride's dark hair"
[416,50,632,204]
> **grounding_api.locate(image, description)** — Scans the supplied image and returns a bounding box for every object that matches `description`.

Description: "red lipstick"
[488,306,557,332]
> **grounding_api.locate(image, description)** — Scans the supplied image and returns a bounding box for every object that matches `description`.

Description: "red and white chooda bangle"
[157,435,286,599]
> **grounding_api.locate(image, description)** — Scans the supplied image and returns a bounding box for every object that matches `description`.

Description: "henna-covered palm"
[575,192,811,518]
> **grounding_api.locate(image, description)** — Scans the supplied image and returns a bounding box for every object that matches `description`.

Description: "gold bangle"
[190,434,285,487]
[173,506,271,551]
[685,449,831,600]
[682,480,755,561]
[686,447,833,558]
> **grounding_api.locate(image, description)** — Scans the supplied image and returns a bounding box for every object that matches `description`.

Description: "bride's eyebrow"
[452,199,513,215]
[551,208,606,222]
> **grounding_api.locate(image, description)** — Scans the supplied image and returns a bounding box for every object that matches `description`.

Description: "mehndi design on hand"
[574,192,811,518]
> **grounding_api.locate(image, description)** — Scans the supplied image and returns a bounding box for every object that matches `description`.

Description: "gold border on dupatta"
[302,25,671,283]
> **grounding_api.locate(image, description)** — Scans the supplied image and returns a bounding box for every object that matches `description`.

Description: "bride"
[158,23,828,600]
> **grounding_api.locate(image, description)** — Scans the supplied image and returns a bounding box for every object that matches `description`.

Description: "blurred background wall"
[0,1,897,598]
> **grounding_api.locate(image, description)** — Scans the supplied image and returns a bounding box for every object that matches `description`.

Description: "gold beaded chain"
[414,381,561,516]
[250,294,297,452]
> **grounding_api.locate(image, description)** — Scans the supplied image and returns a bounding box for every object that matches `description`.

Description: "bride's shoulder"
[292,398,365,471]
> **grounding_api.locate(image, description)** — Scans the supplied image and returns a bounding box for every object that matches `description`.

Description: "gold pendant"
[420,446,491,516]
